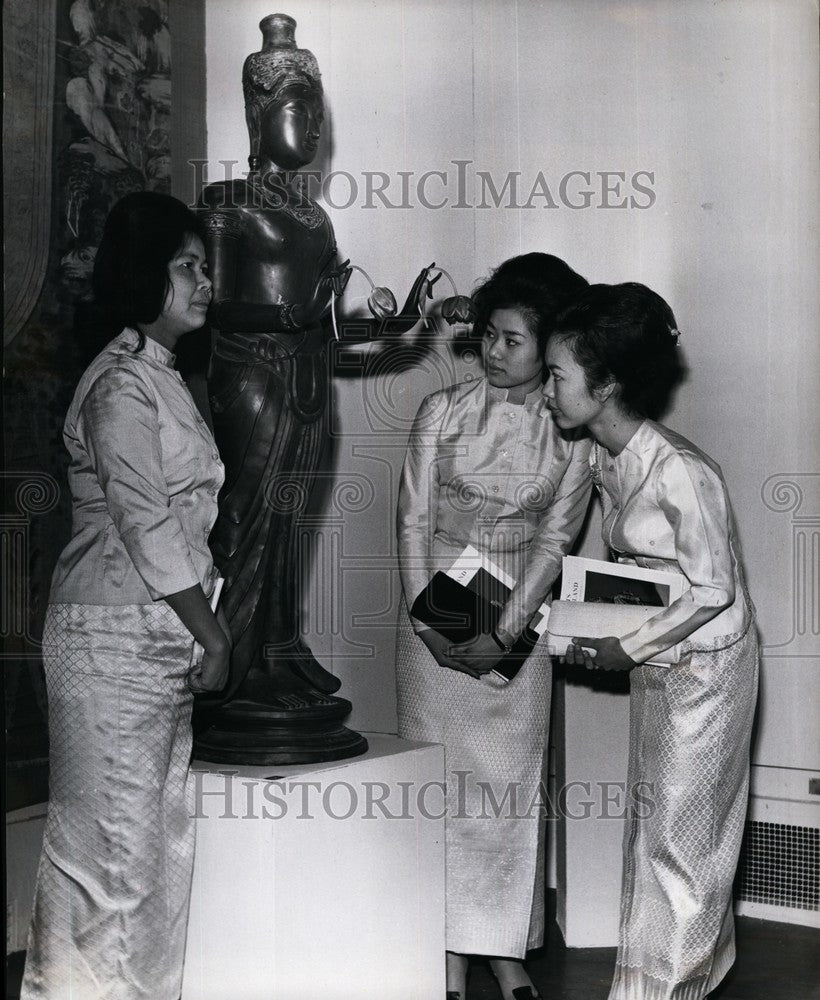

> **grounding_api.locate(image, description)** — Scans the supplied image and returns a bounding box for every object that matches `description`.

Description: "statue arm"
[334,263,441,342]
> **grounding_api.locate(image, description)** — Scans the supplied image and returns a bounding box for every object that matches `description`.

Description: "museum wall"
[201,0,817,763]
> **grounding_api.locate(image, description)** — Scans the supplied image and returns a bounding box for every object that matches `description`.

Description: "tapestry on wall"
[3,0,172,808]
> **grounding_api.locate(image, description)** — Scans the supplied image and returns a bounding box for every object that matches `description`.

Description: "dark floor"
[7,895,819,999]
[468,894,820,1000]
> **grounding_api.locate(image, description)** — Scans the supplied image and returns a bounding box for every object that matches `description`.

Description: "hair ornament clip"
[669,326,682,345]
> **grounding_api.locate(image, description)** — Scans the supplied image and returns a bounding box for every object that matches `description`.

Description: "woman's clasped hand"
[561,636,637,671]
[421,630,505,678]
[186,604,233,694]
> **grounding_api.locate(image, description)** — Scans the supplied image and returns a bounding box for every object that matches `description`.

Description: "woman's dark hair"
[552,282,685,419]
[92,191,203,351]
[471,252,588,357]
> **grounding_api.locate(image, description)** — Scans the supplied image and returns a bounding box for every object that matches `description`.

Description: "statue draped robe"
[200,178,340,704]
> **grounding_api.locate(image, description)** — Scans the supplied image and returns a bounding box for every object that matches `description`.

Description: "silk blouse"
[594,420,753,663]
[49,329,225,605]
[398,377,592,641]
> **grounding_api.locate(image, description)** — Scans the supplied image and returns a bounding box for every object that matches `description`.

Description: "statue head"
[243,14,324,170]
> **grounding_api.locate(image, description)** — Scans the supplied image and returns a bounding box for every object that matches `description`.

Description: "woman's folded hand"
[449,633,504,676]
[418,628,484,679]
[188,606,232,693]
[192,643,231,693]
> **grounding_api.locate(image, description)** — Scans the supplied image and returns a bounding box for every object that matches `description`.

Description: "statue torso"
[201,178,337,312]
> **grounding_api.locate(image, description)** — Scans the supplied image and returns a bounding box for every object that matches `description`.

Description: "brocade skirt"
[395,599,551,958]
[608,625,760,1000]
[21,602,196,1000]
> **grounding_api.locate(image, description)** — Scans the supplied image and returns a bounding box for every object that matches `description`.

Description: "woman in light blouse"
[22,192,230,1000]
[396,254,591,1000]
[546,283,759,1000]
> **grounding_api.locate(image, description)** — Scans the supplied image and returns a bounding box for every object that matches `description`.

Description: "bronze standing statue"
[194,13,434,763]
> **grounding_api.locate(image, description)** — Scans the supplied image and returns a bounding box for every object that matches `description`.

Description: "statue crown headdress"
[243,14,323,165]
[243,13,322,118]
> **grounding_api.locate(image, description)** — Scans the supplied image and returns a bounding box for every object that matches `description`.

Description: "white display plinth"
[182,734,445,1000]
[554,676,630,948]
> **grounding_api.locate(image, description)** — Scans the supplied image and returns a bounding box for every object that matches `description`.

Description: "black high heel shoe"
[511,988,542,1000]
[446,993,462,1000]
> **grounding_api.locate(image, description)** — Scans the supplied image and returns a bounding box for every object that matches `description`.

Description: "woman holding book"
[545,283,759,1000]
[22,192,230,1000]
[396,253,592,1000]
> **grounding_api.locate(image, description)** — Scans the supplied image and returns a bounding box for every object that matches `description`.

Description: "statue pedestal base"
[193,692,369,765]
[181,734,445,1000]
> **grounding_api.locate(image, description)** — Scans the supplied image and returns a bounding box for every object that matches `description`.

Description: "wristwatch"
[490,628,514,653]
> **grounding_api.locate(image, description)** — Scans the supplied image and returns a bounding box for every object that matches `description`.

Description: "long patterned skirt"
[21,602,196,1000]
[395,600,552,958]
[608,626,760,1000]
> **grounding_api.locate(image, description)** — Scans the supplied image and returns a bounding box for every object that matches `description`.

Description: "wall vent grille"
[734,821,819,911]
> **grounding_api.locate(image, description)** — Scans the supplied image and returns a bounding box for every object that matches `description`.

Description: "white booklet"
[445,544,551,637]
[549,556,686,664]
[559,555,686,606]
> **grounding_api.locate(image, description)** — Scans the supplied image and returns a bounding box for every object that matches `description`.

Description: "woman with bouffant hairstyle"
[397,253,591,1000]
[546,282,759,1000]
